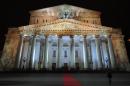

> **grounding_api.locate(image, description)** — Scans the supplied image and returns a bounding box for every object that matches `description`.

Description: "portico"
[1,4,129,71]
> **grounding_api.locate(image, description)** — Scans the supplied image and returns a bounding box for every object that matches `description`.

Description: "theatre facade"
[0,4,129,71]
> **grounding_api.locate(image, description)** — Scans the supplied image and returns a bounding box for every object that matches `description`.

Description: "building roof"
[29,4,101,16]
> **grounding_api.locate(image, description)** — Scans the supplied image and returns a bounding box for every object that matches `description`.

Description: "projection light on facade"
[0,4,130,71]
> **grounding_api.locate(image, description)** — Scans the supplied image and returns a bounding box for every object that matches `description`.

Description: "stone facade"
[0,4,129,71]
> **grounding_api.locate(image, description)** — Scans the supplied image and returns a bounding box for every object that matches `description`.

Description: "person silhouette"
[107,70,112,86]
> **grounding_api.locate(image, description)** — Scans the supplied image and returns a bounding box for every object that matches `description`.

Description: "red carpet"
[64,74,82,86]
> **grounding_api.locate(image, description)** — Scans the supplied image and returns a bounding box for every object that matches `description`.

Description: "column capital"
[86,34,95,39]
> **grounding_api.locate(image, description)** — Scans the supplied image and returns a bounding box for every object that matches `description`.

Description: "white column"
[45,36,49,69]
[82,36,88,69]
[86,36,93,69]
[30,34,45,70]
[26,36,33,69]
[86,35,103,70]
[88,34,102,70]
[16,34,24,68]
[20,38,29,69]
[39,35,45,69]
[91,40,97,70]
[55,36,59,68]
[69,36,73,68]
[95,36,102,69]
[34,36,41,70]
[71,36,75,68]
[58,37,62,68]
[100,35,111,69]
[107,35,116,69]
[30,35,36,69]
[90,35,98,70]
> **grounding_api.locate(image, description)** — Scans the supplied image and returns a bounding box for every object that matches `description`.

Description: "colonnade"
[16,33,116,70]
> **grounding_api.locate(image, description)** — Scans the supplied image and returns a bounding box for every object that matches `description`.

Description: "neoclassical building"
[0,4,129,71]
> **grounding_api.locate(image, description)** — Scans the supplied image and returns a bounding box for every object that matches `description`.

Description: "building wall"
[0,28,20,70]
[0,5,129,71]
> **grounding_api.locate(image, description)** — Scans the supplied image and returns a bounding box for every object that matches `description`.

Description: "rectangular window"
[64,50,67,58]
[53,50,56,57]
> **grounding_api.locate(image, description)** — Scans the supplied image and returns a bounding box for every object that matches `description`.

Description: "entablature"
[18,19,113,36]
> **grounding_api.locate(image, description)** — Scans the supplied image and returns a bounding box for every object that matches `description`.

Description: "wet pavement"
[0,72,130,86]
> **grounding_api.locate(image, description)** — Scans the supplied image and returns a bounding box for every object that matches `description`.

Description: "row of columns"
[16,33,116,70]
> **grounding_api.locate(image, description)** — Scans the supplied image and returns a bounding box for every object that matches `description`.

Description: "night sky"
[0,0,130,60]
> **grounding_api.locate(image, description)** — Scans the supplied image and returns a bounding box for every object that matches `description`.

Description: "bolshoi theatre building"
[0,4,130,71]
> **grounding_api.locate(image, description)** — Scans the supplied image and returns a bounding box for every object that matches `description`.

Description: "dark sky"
[0,0,130,59]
